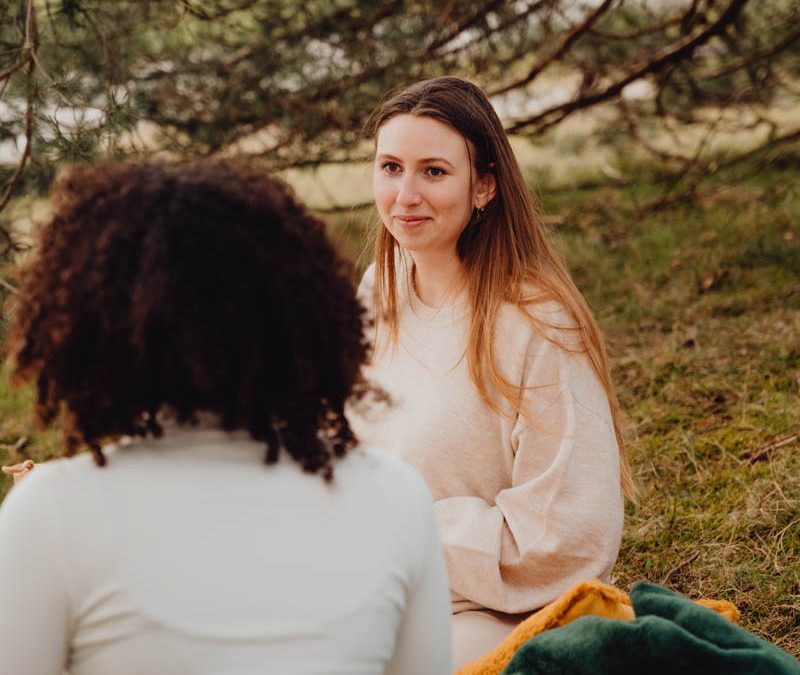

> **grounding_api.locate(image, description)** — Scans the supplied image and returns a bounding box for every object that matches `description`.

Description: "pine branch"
[505,0,752,134]
[0,0,37,233]
[490,0,617,96]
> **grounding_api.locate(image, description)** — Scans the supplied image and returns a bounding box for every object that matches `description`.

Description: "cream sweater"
[349,264,624,615]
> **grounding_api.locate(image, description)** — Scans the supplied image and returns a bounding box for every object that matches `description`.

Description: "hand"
[2,460,36,485]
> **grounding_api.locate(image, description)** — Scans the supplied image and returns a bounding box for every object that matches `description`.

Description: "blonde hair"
[367,76,635,502]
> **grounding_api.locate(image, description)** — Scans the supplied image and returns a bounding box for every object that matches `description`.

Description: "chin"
[394,238,430,255]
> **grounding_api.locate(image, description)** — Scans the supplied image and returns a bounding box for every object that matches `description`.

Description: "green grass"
[540,164,800,655]
[1,161,798,656]
[0,360,62,502]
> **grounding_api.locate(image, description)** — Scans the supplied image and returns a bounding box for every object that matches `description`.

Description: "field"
[1,154,798,656]
[541,163,800,656]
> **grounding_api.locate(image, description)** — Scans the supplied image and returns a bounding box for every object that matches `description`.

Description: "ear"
[474,171,497,210]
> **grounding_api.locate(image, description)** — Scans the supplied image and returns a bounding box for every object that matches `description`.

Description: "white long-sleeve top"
[349,264,624,615]
[0,426,452,675]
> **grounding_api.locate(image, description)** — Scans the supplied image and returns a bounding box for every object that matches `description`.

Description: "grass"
[1,159,798,656]
[0,360,62,502]
[539,163,800,655]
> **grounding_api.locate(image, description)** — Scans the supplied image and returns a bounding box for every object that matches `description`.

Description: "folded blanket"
[457,579,741,675]
[501,581,800,675]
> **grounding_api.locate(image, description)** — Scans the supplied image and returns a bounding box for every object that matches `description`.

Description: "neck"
[411,250,464,308]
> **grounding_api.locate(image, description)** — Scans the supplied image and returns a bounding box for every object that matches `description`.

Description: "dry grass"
[543,163,800,656]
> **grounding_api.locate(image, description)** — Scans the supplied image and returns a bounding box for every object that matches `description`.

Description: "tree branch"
[587,0,698,41]
[178,0,261,21]
[506,0,751,134]
[490,0,616,96]
[0,56,30,83]
[428,0,513,52]
[0,0,37,234]
[702,22,800,83]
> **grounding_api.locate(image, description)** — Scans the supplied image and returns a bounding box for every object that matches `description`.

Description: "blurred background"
[0,0,798,655]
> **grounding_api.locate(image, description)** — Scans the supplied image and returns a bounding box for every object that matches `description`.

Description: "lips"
[393,215,430,227]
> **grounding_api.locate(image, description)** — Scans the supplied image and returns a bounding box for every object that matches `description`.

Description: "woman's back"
[0,427,451,675]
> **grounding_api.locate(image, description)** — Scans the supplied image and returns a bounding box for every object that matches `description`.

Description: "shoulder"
[357,256,415,308]
[498,286,584,356]
[497,288,611,403]
[340,445,435,512]
[0,453,104,546]
[345,444,433,493]
[3,453,99,503]
[0,445,135,514]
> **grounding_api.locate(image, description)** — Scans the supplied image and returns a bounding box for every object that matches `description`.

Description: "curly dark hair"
[8,160,368,479]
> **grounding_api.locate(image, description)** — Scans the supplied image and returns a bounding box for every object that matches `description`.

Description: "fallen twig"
[0,435,29,454]
[661,550,700,584]
[743,435,798,466]
[0,276,19,294]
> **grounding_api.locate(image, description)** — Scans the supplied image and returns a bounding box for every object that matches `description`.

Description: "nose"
[395,173,422,208]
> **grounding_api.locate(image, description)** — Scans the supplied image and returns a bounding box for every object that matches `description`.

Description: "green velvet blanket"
[502,582,800,675]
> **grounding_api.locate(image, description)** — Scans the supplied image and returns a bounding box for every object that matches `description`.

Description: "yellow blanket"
[456,580,739,675]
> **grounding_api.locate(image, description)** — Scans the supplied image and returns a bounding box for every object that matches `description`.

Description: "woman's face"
[373,114,494,260]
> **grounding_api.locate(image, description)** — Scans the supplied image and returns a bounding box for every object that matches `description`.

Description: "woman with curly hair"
[0,160,452,674]
[348,76,636,668]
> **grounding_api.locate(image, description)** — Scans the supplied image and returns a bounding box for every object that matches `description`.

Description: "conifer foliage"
[1,0,798,252]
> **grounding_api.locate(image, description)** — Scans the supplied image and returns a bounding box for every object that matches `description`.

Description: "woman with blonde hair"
[349,76,635,668]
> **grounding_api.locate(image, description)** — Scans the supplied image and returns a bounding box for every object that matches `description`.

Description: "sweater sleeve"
[0,466,71,674]
[435,334,625,615]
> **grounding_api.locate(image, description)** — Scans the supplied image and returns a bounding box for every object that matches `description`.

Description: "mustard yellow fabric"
[455,580,739,675]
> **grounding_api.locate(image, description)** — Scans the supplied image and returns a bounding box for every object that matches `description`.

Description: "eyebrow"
[376,153,456,168]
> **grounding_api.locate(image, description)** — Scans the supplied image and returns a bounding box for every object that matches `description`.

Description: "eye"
[381,161,402,175]
[425,166,447,178]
